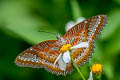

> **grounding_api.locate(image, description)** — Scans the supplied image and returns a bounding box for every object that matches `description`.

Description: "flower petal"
[71,42,89,49]
[58,55,67,71]
[76,17,85,24]
[88,71,93,80]
[63,50,71,63]
[54,53,62,65]
[65,21,75,32]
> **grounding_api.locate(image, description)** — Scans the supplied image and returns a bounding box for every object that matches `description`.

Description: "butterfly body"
[15,15,108,75]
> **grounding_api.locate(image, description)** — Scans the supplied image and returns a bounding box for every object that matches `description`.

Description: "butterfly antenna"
[38,30,57,35]
[58,14,67,34]
[58,14,72,34]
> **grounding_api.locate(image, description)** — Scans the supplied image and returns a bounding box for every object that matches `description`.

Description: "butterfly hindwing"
[15,40,70,75]
[63,15,108,66]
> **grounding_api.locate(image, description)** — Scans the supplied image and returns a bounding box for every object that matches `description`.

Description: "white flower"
[76,17,85,24]
[88,71,93,80]
[65,17,85,32]
[65,21,75,32]
[54,42,89,71]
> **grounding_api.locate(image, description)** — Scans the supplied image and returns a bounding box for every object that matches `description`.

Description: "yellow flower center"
[90,63,102,74]
[60,44,72,53]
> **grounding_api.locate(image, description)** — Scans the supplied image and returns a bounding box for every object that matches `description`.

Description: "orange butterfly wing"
[63,15,108,67]
[15,15,108,76]
[15,40,70,75]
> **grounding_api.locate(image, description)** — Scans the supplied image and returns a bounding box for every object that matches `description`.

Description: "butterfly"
[15,15,108,76]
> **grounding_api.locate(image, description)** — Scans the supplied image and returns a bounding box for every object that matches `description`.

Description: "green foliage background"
[0,0,120,80]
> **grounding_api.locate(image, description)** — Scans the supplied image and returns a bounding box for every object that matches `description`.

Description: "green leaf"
[114,0,120,4]
[89,41,103,65]
[100,10,120,40]
[0,1,57,45]
[103,62,114,80]
[70,0,82,20]
[103,27,120,55]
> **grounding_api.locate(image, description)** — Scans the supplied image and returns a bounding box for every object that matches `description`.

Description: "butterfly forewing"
[63,15,108,66]
[15,40,71,75]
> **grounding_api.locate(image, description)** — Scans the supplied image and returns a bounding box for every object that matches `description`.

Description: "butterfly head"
[56,34,65,44]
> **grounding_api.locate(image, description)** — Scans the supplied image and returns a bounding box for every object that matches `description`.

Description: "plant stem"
[95,74,102,80]
[69,50,86,80]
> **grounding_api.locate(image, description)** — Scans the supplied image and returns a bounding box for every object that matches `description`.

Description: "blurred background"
[0,0,120,80]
